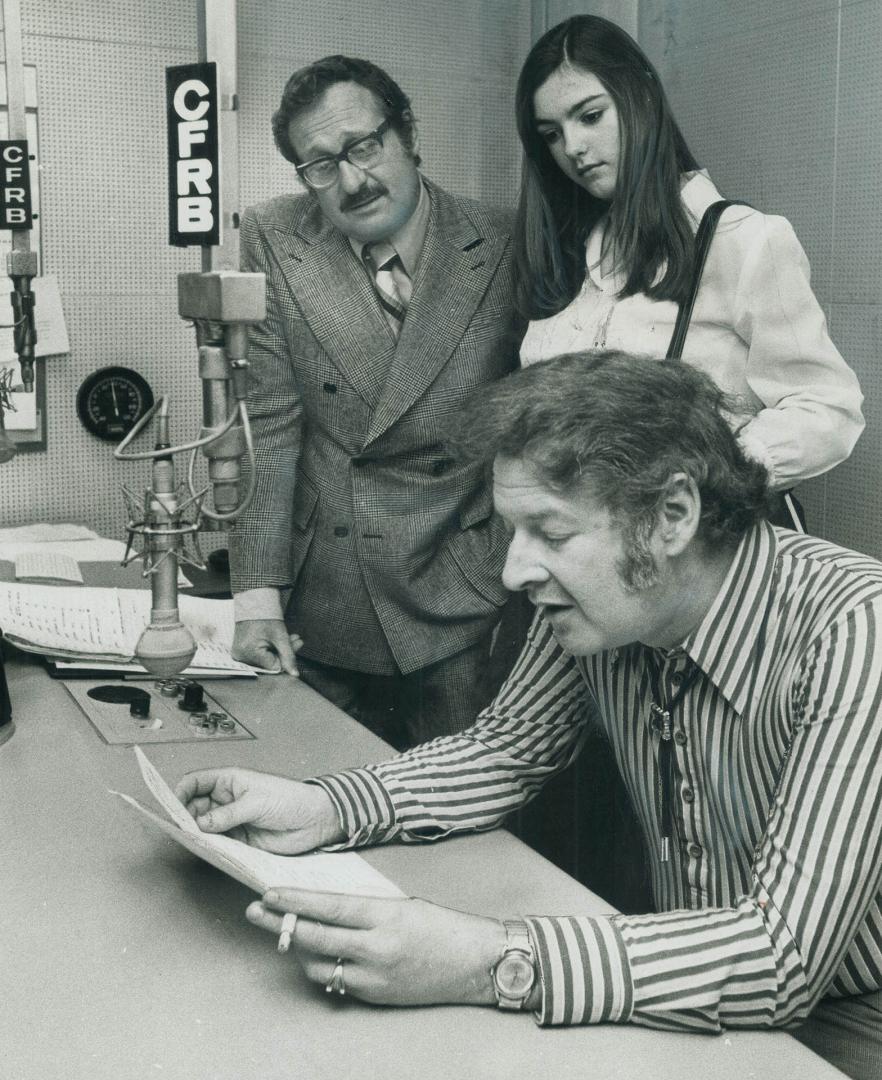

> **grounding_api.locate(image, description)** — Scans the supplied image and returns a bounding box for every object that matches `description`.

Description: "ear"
[654,472,701,557]
[401,109,420,159]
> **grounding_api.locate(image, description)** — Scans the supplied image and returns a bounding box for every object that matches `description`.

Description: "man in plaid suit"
[230,55,522,748]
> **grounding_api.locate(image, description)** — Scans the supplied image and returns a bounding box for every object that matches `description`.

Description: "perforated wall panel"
[0,0,529,550]
[639,0,882,558]
[237,0,529,211]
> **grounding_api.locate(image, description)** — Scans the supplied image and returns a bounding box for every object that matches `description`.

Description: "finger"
[250,644,283,673]
[270,633,298,676]
[300,954,356,996]
[195,792,263,834]
[262,887,388,929]
[246,899,284,934]
[173,769,223,806]
[246,903,363,958]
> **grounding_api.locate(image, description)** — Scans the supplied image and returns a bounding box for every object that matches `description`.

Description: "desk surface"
[0,653,845,1080]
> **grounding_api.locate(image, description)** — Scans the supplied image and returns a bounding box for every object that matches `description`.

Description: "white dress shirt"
[520,172,864,490]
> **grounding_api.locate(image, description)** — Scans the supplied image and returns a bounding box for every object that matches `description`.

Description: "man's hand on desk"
[246,888,519,1009]
[232,619,303,675]
[174,768,344,853]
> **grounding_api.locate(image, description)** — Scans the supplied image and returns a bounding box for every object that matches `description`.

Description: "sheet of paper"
[15,549,84,583]
[0,538,126,563]
[0,523,98,544]
[0,582,130,658]
[113,747,404,898]
[0,584,255,672]
[49,659,257,679]
[116,591,255,673]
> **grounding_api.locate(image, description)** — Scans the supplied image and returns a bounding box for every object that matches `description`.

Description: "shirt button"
[682,787,695,803]
[333,526,349,537]
[671,671,684,686]
[688,842,702,859]
[674,730,687,745]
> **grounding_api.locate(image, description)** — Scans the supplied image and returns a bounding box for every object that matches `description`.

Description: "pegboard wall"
[637,0,882,558]
[0,0,530,546]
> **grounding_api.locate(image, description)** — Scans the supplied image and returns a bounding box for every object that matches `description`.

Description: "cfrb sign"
[0,141,33,229]
[166,62,220,247]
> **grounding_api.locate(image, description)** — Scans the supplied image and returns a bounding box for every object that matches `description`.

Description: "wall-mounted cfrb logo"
[0,141,33,229]
[166,62,220,247]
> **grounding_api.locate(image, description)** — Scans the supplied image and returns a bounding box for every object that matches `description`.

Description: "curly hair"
[453,351,770,588]
[271,54,420,167]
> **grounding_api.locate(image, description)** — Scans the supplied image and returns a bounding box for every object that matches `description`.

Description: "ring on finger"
[325,957,346,996]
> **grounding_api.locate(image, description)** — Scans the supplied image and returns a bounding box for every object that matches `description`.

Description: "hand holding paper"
[174,761,345,855]
[114,747,403,899]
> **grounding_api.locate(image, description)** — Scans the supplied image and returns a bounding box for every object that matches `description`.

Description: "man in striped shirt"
[177,352,882,1079]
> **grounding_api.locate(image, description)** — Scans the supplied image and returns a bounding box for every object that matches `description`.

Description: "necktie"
[362,241,408,335]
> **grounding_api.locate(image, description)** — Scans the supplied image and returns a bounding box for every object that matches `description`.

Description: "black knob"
[128,689,151,719]
[179,681,206,712]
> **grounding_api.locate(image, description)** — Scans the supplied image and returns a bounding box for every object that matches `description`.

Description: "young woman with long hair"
[514,16,863,507]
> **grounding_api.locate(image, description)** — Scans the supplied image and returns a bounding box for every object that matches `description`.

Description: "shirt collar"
[348,178,430,277]
[680,520,780,716]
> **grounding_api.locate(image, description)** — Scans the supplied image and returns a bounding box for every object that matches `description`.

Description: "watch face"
[495,951,535,997]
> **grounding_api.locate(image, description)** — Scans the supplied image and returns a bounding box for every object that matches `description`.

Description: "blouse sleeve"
[730,213,864,489]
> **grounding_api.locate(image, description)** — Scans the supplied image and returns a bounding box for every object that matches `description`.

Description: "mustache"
[339,184,388,211]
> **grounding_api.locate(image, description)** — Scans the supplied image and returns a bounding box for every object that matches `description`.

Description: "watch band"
[491,918,537,1010]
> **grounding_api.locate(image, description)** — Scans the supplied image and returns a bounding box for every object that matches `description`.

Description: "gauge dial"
[76,366,155,442]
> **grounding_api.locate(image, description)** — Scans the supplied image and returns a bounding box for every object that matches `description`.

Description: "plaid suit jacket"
[229,179,522,674]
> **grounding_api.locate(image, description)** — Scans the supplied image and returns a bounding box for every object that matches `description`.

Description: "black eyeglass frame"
[296,119,393,189]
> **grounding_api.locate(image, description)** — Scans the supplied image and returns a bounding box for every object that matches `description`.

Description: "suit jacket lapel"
[365,182,508,445]
[261,201,395,409]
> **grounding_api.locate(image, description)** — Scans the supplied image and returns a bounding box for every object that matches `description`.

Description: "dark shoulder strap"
[666,199,750,360]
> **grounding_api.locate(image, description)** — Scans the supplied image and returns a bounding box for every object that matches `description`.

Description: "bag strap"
[666,199,750,360]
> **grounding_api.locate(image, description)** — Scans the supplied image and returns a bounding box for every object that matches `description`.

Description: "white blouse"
[520,172,864,489]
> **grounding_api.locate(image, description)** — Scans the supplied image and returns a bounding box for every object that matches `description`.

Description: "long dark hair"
[515,16,700,320]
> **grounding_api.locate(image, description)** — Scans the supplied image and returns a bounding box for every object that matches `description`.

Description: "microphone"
[116,273,264,679]
[128,402,196,678]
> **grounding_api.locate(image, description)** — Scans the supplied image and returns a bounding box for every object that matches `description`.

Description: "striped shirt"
[314,522,882,1031]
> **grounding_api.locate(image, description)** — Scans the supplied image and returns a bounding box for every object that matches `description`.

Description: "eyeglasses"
[296,120,392,190]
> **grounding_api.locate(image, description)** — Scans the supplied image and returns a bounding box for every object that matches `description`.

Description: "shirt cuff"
[233,587,285,622]
[525,915,634,1026]
[307,768,398,848]
[736,426,781,489]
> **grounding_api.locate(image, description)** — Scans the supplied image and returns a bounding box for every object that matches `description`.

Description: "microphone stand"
[114,270,264,679]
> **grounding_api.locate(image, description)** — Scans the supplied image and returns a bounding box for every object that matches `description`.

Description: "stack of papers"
[0,583,256,677]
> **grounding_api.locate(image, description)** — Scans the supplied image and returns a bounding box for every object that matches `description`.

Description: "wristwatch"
[491,919,537,1010]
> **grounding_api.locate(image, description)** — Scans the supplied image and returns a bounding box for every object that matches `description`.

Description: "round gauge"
[76,366,155,442]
